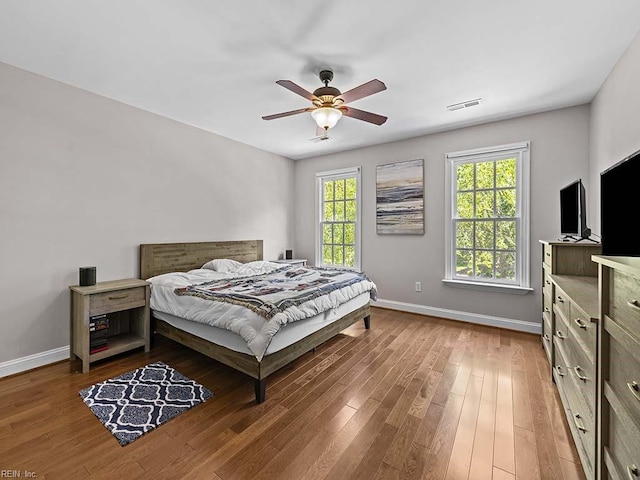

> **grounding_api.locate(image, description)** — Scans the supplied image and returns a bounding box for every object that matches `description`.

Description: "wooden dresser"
[540,240,602,479]
[593,256,640,480]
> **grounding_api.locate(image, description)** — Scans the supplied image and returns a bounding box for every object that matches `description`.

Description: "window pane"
[345,200,356,221]
[334,224,344,244]
[476,161,494,189]
[323,224,332,245]
[335,201,345,221]
[457,192,474,218]
[496,252,516,280]
[334,246,344,265]
[456,221,473,249]
[496,189,516,217]
[496,221,516,250]
[335,179,345,200]
[324,202,334,221]
[457,163,474,191]
[496,158,516,188]
[456,250,473,277]
[323,245,332,265]
[475,221,494,249]
[344,223,355,244]
[345,178,357,199]
[475,251,494,278]
[344,246,355,267]
[324,181,334,201]
[476,191,494,218]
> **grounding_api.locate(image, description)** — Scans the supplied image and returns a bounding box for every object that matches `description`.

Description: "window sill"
[441,279,533,295]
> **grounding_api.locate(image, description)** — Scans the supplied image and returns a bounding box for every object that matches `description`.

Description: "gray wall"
[590,30,640,233]
[294,106,591,326]
[0,62,294,364]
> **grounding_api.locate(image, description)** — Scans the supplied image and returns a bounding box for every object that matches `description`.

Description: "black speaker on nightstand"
[79,266,96,286]
[285,250,293,260]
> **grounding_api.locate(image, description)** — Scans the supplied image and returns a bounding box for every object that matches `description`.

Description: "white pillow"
[235,260,285,276]
[201,258,243,272]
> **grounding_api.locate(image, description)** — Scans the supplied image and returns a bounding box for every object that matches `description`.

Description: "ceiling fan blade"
[340,106,387,125]
[337,79,386,104]
[276,80,319,101]
[262,107,314,121]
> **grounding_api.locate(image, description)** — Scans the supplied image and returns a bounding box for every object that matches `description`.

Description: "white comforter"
[147,266,376,361]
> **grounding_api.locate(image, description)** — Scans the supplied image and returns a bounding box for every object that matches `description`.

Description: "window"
[316,167,361,270]
[444,142,531,293]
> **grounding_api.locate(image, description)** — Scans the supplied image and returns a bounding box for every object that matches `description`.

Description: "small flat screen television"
[601,148,640,256]
[560,179,590,240]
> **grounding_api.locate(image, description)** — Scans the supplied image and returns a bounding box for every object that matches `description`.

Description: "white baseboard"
[371,298,541,335]
[0,345,69,378]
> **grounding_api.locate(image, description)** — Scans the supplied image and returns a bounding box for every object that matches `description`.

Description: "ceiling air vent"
[446,98,482,112]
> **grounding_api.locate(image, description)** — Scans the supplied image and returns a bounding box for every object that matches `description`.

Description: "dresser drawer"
[610,270,640,342]
[606,385,640,480]
[554,310,570,346]
[553,339,571,404]
[555,285,571,323]
[568,302,596,362]
[567,378,596,474]
[609,336,640,428]
[89,287,146,316]
[543,243,553,267]
[543,264,553,298]
[543,291,553,320]
[566,339,595,416]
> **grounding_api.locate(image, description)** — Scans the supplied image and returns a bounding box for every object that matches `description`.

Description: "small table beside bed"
[139,240,376,404]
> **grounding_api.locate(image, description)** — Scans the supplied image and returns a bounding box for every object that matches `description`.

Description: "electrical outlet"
[415,281,422,292]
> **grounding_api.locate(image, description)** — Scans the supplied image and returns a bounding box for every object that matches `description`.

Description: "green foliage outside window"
[321,177,357,268]
[454,157,517,281]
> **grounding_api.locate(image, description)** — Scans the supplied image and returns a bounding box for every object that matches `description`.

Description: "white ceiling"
[1,1,639,160]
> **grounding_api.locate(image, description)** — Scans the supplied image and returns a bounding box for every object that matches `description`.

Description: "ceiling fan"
[262,70,387,136]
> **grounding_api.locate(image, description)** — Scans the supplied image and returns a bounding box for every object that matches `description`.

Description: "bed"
[139,240,375,404]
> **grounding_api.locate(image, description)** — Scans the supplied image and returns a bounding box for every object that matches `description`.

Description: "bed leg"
[364,315,371,329]
[254,378,266,404]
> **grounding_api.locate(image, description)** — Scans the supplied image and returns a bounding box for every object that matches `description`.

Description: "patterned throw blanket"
[174,265,377,320]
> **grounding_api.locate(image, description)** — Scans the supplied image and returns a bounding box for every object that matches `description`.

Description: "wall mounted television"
[560,178,591,241]
[601,148,640,256]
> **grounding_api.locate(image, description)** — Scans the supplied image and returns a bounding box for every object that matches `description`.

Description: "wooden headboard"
[139,240,263,279]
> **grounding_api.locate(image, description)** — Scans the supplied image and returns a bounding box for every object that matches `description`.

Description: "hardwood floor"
[0,307,586,480]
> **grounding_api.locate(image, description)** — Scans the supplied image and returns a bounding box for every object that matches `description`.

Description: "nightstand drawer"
[90,287,146,316]
[610,270,640,342]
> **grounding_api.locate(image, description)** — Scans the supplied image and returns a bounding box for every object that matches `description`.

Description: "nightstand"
[69,278,150,373]
[272,259,307,266]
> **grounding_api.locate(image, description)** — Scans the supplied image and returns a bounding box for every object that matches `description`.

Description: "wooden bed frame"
[139,240,371,404]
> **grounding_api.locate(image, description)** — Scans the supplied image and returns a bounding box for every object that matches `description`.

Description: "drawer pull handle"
[628,381,640,402]
[546,252,551,257]
[573,413,587,433]
[556,330,566,340]
[544,307,550,313]
[543,334,550,341]
[109,294,129,300]
[627,300,640,311]
[573,366,588,382]
[555,365,565,377]
[574,318,587,330]
[557,296,564,303]
[545,280,550,285]
[628,465,639,479]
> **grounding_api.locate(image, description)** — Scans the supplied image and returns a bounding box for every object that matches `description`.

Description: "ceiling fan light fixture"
[311,107,342,130]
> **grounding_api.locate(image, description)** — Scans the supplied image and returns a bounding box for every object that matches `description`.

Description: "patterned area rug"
[79,361,213,445]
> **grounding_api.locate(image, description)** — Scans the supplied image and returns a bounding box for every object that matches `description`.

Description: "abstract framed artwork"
[376,158,424,234]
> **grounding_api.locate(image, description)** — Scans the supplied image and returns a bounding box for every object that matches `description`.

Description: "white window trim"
[315,166,362,271]
[443,141,532,294]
